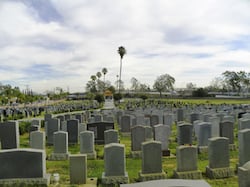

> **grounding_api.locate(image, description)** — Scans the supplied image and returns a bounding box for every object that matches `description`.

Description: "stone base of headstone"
[162,149,170,156]
[229,144,236,151]
[198,146,208,153]
[205,166,234,179]
[0,174,51,186]
[173,170,202,179]
[138,170,167,182]
[71,177,97,187]
[101,172,129,186]
[49,152,69,160]
[130,151,142,158]
[86,151,97,160]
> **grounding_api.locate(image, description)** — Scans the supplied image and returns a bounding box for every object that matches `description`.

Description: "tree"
[102,68,108,83]
[118,46,126,93]
[130,77,140,91]
[153,74,175,97]
[96,72,102,80]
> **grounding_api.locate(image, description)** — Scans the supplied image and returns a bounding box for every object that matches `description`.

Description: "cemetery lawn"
[18,98,245,187]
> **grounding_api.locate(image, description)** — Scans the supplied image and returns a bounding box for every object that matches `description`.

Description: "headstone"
[238,161,250,187]
[238,129,250,166]
[31,119,41,128]
[135,114,145,125]
[94,114,103,122]
[139,141,167,181]
[208,116,220,137]
[46,118,60,145]
[80,131,96,159]
[190,113,200,124]
[177,123,193,145]
[0,121,19,149]
[220,121,235,146]
[104,129,119,144]
[67,119,79,144]
[176,108,184,122]
[50,131,69,160]
[239,118,250,130]
[87,122,114,144]
[75,114,84,123]
[102,143,129,185]
[150,114,160,126]
[197,122,212,152]
[206,137,234,179]
[30,131,45,150]
[0,149,50,186]
[174,146,202,179]
[163,113,174,126]
[154,124,170,155]
[120,115,132,133]
[131,125,152,157]
[69,154,87,184]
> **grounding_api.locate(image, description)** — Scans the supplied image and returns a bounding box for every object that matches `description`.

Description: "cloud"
[1,0,250,93]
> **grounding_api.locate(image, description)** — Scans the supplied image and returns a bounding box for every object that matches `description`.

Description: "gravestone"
[220,121,235,149]
[30,131,45,150]
[50,131,69,160]
[104,129,119,144]
[87,122,114,144]
[190,113,200,124]
[154,124,171,156]
[206,137,234,179]
[176,108,184,122]
[102,143,129,185]
[67,119,79,144]
[150,114,160,126]
[208,116,220,137]
[177,123,193,145]
[69,154,87,184]
[238,129,250,166]
[239,118,250,130]
[174,146,202,179]
[80,131,96,159]
[75,114,84,123]
[94,114,103,122]
[135,114,145,125]
[120,115,132,134]
[139,141,167,181]
[0,149,50,186]
[0,121,19,149]
[31,119,41,128]
[238,161,250,187]
[46,118,60,145]
[197,122,212,152]
[64,114,72,121]
[163,113,174,126]
[131,125,153,157]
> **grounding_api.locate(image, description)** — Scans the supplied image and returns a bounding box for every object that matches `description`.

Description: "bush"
[113,93,122,101]
[94,94,104,103]
[19,121,31,135]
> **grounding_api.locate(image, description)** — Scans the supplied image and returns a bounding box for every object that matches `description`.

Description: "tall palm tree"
[102,68,108,83]
[118,46,126,93]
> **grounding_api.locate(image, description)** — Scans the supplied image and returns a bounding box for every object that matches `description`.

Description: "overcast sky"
[1,0,250,93]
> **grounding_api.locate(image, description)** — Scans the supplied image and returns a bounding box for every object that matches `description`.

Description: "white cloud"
[1,0,250,93]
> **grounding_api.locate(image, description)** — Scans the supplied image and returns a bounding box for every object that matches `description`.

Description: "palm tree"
[102,68,108,83]
[117,46,126,93]
[96,72,102,80]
